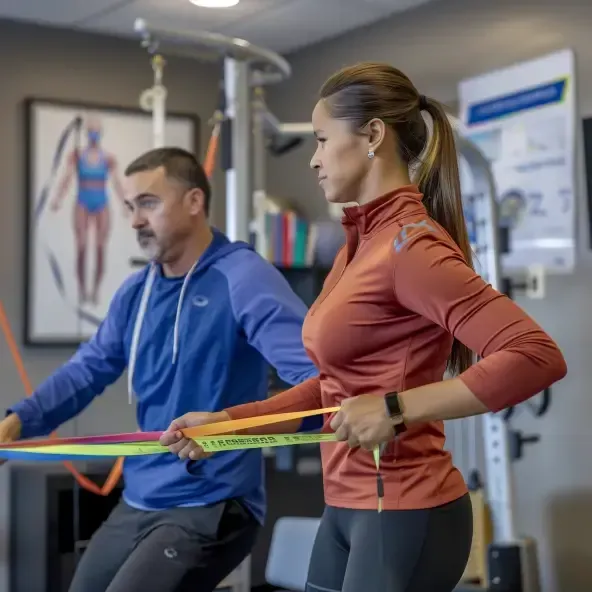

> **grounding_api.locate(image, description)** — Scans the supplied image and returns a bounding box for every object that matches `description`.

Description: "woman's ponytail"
[415,97,474,375]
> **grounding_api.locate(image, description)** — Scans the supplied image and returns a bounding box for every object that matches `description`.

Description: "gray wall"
[0,19,222,590]
[265,0,592,590]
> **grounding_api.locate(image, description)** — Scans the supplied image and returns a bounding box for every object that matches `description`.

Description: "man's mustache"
[137,230,155,240]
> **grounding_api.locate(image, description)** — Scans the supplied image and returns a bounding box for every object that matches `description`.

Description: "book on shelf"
[253,210,319,268]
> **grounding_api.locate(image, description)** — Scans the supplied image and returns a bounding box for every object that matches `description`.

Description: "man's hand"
[0,414,22,465]
[159,411,230,461]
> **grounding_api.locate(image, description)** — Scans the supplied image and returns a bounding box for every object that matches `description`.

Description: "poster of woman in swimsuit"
[24,98,199,346]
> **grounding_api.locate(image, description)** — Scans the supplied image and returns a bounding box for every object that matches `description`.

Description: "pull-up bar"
[134,18,291,86]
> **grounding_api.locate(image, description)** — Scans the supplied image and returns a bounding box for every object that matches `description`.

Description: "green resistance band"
[8,433,340,457]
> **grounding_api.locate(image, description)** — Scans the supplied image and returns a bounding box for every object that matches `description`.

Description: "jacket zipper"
[311,237,362,316]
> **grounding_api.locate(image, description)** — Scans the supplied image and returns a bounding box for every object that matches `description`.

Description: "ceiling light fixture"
[189,0,240,7]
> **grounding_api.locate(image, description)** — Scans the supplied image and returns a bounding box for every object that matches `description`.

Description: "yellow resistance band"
[8,433,339,457]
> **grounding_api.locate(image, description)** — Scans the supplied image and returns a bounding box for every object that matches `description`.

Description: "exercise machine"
[133,20,543,591]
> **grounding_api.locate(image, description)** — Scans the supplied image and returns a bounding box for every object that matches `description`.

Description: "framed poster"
[458,49,576,273]
[24,97,199,346]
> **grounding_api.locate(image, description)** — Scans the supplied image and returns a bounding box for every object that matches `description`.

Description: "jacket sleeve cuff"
[6,399,46,440]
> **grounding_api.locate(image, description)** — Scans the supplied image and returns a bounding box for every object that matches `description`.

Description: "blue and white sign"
[458,49,577,273]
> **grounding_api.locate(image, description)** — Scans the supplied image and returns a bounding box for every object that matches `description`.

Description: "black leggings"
[306,493,473,592]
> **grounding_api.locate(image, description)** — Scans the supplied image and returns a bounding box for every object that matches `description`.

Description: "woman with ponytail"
[162,63,567,591]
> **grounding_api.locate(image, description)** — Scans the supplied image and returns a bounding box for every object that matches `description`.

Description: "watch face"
[385,393,401,417]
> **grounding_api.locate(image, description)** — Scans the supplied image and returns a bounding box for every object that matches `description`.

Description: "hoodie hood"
[127,228,252,403]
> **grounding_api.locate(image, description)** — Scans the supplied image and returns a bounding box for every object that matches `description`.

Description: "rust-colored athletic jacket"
[226,186,567,511]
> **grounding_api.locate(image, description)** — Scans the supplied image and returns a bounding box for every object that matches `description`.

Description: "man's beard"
[137,230,161,261]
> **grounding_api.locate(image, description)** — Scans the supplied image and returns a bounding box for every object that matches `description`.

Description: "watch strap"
[384,391,407,435]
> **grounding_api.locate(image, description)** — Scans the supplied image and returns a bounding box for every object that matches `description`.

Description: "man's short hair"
[124,147,211,215]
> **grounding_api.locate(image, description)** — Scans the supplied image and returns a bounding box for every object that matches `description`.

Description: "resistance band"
[0,432,339,459]
[0,406,340,453]
[203,110,223,179]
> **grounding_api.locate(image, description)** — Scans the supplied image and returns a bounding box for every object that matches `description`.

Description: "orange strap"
[203,115,222,179]
[0,302,122,495]
[180,407,340,438]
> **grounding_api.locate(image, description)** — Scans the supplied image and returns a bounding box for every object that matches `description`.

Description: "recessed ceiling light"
[189,0,240,6]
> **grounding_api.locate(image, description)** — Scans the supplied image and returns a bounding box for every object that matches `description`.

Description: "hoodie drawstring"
[127,261,198,404]
[172,259,199,365]
[128,264,156,404]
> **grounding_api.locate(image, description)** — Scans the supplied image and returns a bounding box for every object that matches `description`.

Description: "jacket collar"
[341,185,426,236]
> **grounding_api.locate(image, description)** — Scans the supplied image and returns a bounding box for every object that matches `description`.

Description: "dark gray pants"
[68,498,259,592]
[306,493,473,592]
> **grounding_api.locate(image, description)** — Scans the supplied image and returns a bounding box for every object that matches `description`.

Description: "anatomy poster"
[24,98,198,346]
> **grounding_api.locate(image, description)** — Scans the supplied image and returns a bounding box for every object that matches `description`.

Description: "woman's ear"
[365,117,387,154]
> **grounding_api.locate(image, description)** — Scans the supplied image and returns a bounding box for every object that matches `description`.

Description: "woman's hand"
[159,411,230,461]
[330,395,395,450]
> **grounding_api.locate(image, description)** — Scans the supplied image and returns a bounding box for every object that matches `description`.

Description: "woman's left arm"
[331,223,567,447]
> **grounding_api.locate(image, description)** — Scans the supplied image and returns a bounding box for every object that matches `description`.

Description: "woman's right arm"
[224,376,323,434]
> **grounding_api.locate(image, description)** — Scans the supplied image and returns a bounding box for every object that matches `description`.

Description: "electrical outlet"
[526,265,545,299]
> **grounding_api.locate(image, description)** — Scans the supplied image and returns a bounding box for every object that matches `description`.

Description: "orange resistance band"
[0,119,223,495]
[203,116,222,179]
[180,407,340,439]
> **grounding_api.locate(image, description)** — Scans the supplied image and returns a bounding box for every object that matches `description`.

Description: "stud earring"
[368,150,375,159]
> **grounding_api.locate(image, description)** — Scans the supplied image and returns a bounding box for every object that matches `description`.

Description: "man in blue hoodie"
[0,147,319,592]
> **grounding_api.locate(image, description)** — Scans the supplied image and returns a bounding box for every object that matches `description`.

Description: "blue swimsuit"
[76,148,109,213]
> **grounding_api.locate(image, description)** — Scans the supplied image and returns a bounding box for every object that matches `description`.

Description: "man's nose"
[130,209,145,229]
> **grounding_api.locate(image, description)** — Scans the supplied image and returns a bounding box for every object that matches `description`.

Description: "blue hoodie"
[8,229,318,524]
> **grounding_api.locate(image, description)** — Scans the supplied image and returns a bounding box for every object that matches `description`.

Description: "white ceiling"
[0,0,436,54]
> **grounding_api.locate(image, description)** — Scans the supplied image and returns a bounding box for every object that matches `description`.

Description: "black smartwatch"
[384,391,407,435]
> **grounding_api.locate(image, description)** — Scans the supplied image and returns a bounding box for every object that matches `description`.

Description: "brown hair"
[125,147,211,215]
[319,62,473,375]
